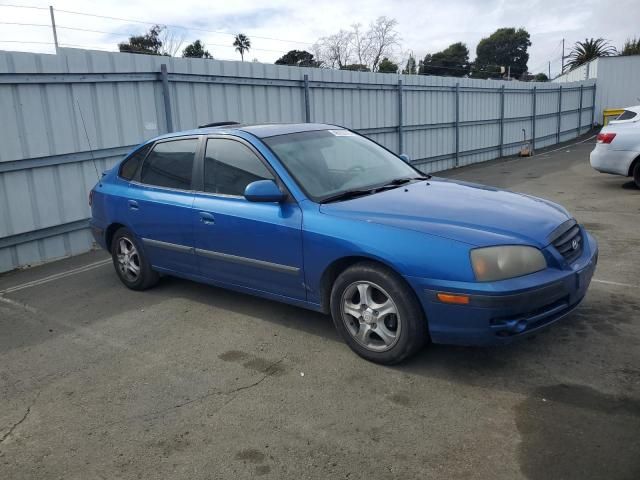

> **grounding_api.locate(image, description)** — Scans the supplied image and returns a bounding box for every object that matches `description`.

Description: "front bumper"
[406,231,598,346]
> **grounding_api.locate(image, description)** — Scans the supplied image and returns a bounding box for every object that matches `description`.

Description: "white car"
[590,105,640,188]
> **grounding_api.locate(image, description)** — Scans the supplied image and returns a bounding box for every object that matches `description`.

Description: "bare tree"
[351,23,373,67]
[316,30,354,68]
[313,17,400,72]
[160,28,185,57]
[367,17,400,72]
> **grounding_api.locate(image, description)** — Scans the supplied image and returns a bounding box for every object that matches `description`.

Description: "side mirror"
[244,179,286,203]
[399,153,411,163]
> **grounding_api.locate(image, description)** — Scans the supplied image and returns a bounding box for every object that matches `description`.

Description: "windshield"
[263,129,421,202]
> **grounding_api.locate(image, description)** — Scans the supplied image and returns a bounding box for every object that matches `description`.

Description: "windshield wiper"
[320,175,431,204]
[320,188,377,204]
[378,175,431,188]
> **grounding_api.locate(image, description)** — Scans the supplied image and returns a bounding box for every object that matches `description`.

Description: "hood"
[319,177,571,247]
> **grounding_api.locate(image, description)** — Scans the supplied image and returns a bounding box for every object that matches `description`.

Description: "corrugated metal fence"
[0,48,596,272]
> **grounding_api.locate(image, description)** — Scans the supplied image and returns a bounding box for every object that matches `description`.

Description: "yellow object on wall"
[603,108,625,125]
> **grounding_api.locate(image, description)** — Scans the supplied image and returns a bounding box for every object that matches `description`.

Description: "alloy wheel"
[116,237,141,283]
[340,281,401,352]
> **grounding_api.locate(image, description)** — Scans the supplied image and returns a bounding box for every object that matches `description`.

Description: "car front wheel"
[330,262,428,364]
[633,161,640,189]
[110,227,159,290]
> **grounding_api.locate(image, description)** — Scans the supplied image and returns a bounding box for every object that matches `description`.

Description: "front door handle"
[199,212,215,225]
[128,200,139,210]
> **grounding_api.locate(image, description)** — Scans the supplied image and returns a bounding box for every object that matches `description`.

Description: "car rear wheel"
[633,161,640,189]
[330,262,428,364]
[111,227,159,290]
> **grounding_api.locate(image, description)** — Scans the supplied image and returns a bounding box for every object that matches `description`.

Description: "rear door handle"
[128,200,139,210]
[199,212,215,225]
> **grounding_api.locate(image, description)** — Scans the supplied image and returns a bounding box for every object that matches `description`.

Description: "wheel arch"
[318,255,409,314]
[628,153,640,177]
[104,222,128,251]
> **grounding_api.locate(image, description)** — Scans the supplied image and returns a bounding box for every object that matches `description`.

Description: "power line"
[0,22,49,28]
[0,40,54,45]
[0,4,314,47]
[54,8,315,46]
[0,3,48,10]
[0,22,298,55]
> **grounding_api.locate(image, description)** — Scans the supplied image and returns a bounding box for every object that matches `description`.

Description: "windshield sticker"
[328,130,356,136]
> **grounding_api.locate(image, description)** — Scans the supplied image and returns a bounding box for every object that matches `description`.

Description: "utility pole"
[49,5,59,53]
[507,65,510,80]
[561,38,565,73]
[548,61,551,80]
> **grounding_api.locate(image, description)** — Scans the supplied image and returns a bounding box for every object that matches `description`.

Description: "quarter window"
[119,143,151,180]
[139,139,198,190]
[204,139,274,196]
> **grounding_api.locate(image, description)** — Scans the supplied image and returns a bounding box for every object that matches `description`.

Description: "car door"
[126,136,201,275]
[192,136,305,300]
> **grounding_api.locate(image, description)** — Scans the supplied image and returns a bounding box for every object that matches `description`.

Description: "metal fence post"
[557,85,563,144]
[590,84,597,127]
[160,64,174,133]
[455,82,460,167]
[398,79,404,154]
[531,86,537,153]
[303,74,311,123]
[577,84,584,137]
[499,85,505,157]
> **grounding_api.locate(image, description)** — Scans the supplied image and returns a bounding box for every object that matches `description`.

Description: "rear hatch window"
[615,110,637,121]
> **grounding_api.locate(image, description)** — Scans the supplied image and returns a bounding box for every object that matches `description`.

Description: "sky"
[0,0,638,78]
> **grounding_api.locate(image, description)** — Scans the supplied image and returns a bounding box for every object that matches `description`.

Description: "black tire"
[633,161,640,189]
[110,227,159,291]
[330,261,428,364]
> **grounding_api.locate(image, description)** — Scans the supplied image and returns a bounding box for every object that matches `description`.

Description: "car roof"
[150,123,341,143]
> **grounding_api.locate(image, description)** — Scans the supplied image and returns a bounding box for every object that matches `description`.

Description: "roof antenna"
[75,98,101,182]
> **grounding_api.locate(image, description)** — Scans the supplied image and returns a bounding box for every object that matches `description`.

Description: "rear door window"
[203,139,274,196]
[139,138,198,190]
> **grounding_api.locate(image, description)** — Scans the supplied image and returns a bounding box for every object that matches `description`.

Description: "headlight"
[470,246,546,282]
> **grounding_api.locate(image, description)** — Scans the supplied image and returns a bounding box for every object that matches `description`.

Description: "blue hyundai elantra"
[90,122,597,364]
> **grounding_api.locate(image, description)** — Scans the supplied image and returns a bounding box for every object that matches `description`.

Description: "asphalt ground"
[1,135,639,479]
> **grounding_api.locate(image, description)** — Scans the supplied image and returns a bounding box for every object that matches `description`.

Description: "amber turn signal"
[436,293,470,305]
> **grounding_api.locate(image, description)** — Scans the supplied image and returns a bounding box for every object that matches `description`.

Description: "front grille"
[552,222,583,264]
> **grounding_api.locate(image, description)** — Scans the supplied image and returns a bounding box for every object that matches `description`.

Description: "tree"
[183,40,212,59]
[351,23,372,67]
[275,50,321,67]
[160,29,185,57]
[402,55,416,74]
[378,57,398,73]
[340,64,370,72]
[473,28,531,79]
[419,42,470,77]
[118,25,164,55]
[315,30,354,69]
[533,73,548,82]
[313,17,399,72]
[367,17,400,72]
[564,38,616,71]
[621,37,640,56]
[233,34,251,61]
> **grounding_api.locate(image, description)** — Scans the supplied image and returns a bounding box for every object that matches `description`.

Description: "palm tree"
[564,38,616,72]
[233,34,251,61]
